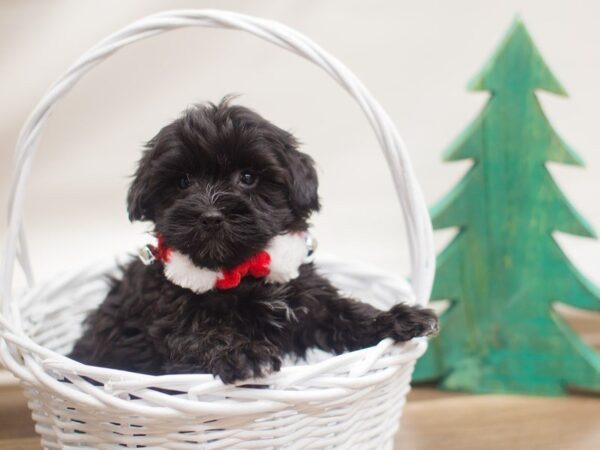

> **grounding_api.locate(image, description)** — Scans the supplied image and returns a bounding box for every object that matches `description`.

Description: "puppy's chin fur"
[68,98,438,384]
[155,198,276,270]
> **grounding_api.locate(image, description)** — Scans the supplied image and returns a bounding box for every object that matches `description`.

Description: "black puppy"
[70,99,437,383]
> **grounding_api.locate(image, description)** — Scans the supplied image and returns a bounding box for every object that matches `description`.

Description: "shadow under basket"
[0,10,434,450]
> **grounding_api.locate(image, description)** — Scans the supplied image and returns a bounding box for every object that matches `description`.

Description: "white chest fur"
[158,232,314,294]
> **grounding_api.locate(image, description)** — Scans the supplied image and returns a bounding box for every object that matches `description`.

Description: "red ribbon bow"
[154,234,271,290]
[215,251,271,290]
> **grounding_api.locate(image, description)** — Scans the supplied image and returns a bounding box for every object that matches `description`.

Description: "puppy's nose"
[200,210,224,229]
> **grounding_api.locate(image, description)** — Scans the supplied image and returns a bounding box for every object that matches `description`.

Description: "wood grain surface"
[398,390,600,449]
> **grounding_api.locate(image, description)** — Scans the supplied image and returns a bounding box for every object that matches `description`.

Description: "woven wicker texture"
[0,10,434,449]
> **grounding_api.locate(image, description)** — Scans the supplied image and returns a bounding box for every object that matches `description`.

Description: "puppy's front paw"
[385,304,438,342]
[211,344,282,384]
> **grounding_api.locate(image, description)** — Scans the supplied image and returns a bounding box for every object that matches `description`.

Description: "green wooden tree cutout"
[413,17,600,395]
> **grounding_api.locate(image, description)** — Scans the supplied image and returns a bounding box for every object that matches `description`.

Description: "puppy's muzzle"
[200,209,224,230]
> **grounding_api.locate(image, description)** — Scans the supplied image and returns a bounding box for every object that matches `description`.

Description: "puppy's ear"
[127,149,153,222]
[285,147,320,220]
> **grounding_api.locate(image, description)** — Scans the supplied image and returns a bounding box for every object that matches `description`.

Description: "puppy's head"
[127,99,320,270]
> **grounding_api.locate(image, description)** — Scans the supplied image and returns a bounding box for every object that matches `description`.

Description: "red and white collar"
[138,232,315,294]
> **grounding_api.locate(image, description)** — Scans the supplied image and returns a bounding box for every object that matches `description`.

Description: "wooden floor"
[400,388,600,449]
[0,383,598,450]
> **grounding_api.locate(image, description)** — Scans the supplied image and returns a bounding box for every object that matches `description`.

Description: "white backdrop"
[1,0,599,295]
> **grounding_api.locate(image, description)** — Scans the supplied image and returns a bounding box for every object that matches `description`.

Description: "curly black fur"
[69,99,438,383]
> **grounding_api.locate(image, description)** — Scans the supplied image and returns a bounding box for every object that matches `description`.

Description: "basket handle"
[1,9,434,310]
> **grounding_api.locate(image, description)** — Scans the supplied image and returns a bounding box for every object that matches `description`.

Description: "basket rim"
[0,253,427,416]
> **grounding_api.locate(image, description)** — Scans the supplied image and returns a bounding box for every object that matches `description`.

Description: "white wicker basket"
[0,10,435,450]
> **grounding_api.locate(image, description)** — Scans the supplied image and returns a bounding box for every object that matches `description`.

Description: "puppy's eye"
[239,171,257,187]
[177,174,191,190]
